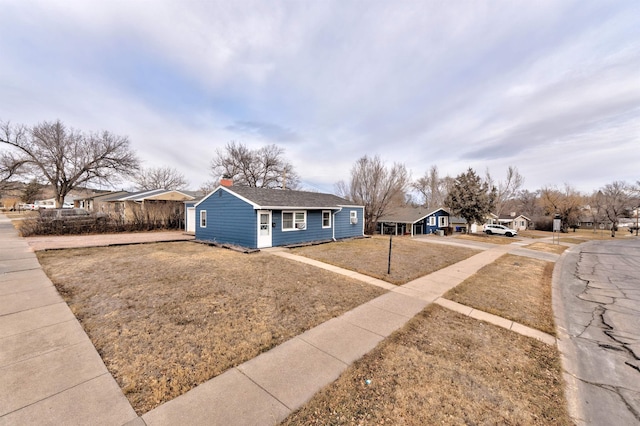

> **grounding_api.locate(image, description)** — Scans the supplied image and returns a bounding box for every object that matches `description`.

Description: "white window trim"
[200,210,207,228]
[322,210,331,228]
[350,210,358,224]
[439,216,448,227]
[282,210,307,231]
[429,216,436,226]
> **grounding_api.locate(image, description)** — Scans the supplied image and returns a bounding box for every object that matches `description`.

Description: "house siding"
[272,210,334,246]
[196,189,257,248]
[425,209,450,234]
[334,207,364,238]
[195,187,365,249]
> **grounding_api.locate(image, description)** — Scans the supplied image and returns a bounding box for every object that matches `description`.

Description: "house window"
[350,210,358,224]
[438,216,448,227]
[283,211,306,230]
[429,216,436,226]
[322,210,331,228]
[200,210,207,228]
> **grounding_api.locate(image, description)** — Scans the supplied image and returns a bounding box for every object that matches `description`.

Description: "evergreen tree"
[445,168,496,230]
[21,179,42,203]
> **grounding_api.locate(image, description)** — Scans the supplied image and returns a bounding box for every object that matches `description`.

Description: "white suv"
[484,224,517,237]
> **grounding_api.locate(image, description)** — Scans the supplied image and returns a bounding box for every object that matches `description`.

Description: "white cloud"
[1,0,639,195]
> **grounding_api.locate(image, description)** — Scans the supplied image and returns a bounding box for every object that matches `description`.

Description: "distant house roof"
[198,186,359,210]
[449,216,467,225]
[75,191,129,202]
[107,189,196,202]
[379,206,450,224]
[498,214,531,221]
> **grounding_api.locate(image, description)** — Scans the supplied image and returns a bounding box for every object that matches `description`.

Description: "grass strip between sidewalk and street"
[282,304,571,425]
[444,253,556,335]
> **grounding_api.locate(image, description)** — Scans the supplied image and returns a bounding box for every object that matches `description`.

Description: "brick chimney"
[220,177,233,187]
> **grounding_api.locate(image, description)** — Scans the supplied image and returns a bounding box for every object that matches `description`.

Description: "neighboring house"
[104,189,197,224]
[487,212,530,231]
[184,198,204,234]
[497,213,531,231]
[195,185,364,249]
[74,191,129,212]
[577,215,595,229]
[449,216,468,233]
[377,206,452,236]
[34,197,75,209]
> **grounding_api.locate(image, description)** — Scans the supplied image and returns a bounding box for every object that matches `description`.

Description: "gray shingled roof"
[378,206,450,223]
[225,186,356,208]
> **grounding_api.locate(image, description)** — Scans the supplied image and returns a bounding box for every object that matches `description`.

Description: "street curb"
[551,244,586,426]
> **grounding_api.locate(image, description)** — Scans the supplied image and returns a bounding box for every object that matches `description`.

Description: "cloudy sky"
[1,0,639,195]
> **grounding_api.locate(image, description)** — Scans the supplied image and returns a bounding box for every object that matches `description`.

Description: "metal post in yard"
[387,234,392,275]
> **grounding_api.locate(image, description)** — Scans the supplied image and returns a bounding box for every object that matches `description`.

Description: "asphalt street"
[555,237,640,425]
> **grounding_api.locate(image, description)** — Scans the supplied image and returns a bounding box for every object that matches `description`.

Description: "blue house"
[195,185,365,249]
[378,206,453,236]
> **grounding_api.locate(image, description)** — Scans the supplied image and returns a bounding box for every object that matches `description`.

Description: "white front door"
[257,210,272,248]
[186,207,196,233]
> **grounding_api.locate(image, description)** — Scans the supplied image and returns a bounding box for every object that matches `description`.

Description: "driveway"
[25,231,194,251]
[554,237,640,425]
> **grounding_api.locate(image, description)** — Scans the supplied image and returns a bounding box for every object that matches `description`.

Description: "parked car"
[20,203,37,211]
[484,224,517,237]
[34,200,57,209]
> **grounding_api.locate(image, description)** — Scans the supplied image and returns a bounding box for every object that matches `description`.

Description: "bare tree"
[539,185,583,232]
[514,189,541,217]
[198,180,219,195]
[210,141,300,189]
[586,190,607,233]
[339,155,410,234]
[600,181,631,237]
[0,119,139,207]
[133,166,188,191]
[412,165,447,209]
[485,166,525,217]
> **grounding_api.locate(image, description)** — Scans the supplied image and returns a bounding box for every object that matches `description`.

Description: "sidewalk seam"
[234,367,295,411]
[0,300,67,319]
[0,372,113,418]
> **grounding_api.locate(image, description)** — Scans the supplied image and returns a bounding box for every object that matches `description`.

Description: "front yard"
[291,236,480,284]
[37,242,385,414]
[36,235,570,423]
[282,250,569,424]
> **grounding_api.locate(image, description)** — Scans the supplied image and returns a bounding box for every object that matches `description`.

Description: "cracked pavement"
[554,238,640,425]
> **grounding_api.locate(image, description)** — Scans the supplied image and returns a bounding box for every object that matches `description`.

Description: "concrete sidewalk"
[0,216,138,425]
[142,241,557,425]
[1,216,559,425]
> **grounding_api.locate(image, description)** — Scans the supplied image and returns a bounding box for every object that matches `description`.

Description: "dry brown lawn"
[525,228,627,243]
[445,254,555,334]
[517,230,548,239]
[291,236,479,285]
[526,242,568,255]
[455,232,517,245]
[37,242,386,415]
[557,229,629,244]
[282,304,570,425]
